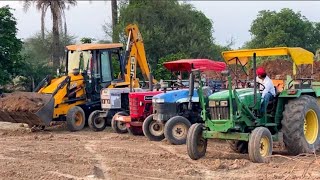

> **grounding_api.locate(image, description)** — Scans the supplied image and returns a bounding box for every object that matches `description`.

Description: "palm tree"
[23,0,77,69]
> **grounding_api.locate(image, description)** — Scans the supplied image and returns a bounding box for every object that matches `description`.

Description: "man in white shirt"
[256,67,276,114]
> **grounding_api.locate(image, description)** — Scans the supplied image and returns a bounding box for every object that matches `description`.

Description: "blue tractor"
[142,59,226,144]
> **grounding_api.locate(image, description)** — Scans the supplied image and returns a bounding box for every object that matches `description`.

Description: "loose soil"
[0,92,47,113]
[0,123,320,180]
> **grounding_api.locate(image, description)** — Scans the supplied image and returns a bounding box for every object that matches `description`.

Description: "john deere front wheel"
[248,127,273,163]
[187,123,207,160]
[282,95,320,155]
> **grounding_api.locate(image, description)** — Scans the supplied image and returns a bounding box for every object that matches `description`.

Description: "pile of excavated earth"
[0,92,46,113]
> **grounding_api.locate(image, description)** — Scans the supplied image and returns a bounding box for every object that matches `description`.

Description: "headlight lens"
[153,98,165,103]
[220,100,228,106]
[209,101,216,107]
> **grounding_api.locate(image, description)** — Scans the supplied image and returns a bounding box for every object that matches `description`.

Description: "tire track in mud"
[85,140,111,179]
[155,144,216,179]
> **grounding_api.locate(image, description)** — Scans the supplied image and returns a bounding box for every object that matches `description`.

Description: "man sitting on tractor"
[256,67,275,114]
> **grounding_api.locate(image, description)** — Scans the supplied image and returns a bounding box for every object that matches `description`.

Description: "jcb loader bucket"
[0,92,54,127]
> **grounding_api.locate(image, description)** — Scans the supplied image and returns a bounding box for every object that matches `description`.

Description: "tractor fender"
[278,89,302,98]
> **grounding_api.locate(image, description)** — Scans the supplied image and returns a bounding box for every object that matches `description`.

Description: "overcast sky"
[1,1,320,48]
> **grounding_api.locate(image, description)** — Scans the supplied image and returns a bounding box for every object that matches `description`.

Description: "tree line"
[1,1,320,91]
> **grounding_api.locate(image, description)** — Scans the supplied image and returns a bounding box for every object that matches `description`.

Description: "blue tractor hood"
[153,89,200,103]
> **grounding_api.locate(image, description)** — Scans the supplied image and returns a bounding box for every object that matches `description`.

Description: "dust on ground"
[0,122,320,180]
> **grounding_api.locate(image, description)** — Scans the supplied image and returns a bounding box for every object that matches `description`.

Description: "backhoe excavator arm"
[123,24,157,88]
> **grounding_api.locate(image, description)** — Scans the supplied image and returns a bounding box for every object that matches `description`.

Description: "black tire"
[187,123,207,160]
[111,111,128,134]
[88,110,108,132]
[142,114,165,141]
[227,140,248,154]
[282,95,320,155]
[248,127,272,163]
[128,126,143,136]
[164,116,191,145]
[66,106,86,132]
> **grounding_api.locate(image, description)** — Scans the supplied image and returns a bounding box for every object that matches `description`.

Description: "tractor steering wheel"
[256,82,265,92]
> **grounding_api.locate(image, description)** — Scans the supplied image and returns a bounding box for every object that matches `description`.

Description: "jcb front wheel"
[248,127,272,163]
[142,115,165,141]
[282,95,320,155]
[187,123,207,160]
[111,111,128,134]
[66,106,86,132]
[88,110,107,132]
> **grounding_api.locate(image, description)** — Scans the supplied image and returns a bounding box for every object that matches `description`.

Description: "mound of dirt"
[0,92,46,113]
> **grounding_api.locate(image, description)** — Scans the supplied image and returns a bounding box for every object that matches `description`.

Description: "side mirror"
[221,70,230,76]
[56,68,60,76]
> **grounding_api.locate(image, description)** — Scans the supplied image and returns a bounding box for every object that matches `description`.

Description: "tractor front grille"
[209,107,229,120]
[129,98,139,115]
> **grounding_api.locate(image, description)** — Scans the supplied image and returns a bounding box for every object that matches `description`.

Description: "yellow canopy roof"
[66,43,123,51]
[222,47,314,66]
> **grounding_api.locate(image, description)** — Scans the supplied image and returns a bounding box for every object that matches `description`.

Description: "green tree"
[23,0,77,69]
[153,53,189,80]
[20,32,76,90]
[112,0,226,70]
[0,6,23,86]
[245,8,320,52]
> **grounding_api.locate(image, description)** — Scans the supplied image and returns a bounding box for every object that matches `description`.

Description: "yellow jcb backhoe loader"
[0,24,155,132]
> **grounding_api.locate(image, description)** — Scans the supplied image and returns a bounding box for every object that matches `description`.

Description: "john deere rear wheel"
[282,95,320,155]
[248,127,272,163]
[187,123,207,160]
[111,111,128,134]
[66,106,86,132]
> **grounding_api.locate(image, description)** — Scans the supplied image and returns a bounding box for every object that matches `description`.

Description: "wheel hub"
[149,121,164,136]
[172,123,187,140]
[94,118,104,129]
[75,112,83,126]
[117,121,127,131]
[304,109,319,144]
[260,136,270,157]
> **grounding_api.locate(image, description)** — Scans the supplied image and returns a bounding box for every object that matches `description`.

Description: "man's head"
[256,67,266,79]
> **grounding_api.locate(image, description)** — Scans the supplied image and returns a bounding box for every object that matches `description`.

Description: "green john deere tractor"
[186,47,320,163]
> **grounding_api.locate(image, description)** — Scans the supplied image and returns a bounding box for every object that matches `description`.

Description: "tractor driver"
[256,67,276,114]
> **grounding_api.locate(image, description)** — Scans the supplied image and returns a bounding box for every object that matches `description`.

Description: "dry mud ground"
[0,123,320,180]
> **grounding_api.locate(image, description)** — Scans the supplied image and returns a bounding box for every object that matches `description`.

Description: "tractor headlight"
[209,101,216,107]
[153,98,164,103]
[220,100,228,106]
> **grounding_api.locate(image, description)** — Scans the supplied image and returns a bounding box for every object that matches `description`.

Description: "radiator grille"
[209,107,229,120]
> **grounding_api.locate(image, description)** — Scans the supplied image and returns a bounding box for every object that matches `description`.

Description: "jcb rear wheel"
[88,110,107,132]
[248,127,272,163]
[282,95,320,155]
[164,116,191,145]
[142,115,165,141]
[66,106,86,132]
[111,111,128,134]
[187,123,207,160]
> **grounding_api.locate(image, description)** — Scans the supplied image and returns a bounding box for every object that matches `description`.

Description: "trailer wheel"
[164,116,191,145]
[142,115,165,141]
[248,127,272,163]
[227,140,248,154]
[88,110,107,132]
[187,123,207,160]
[128,126,143,136]
[66,106,86,132]
[111,111,128,134]
[282,95,320,155]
